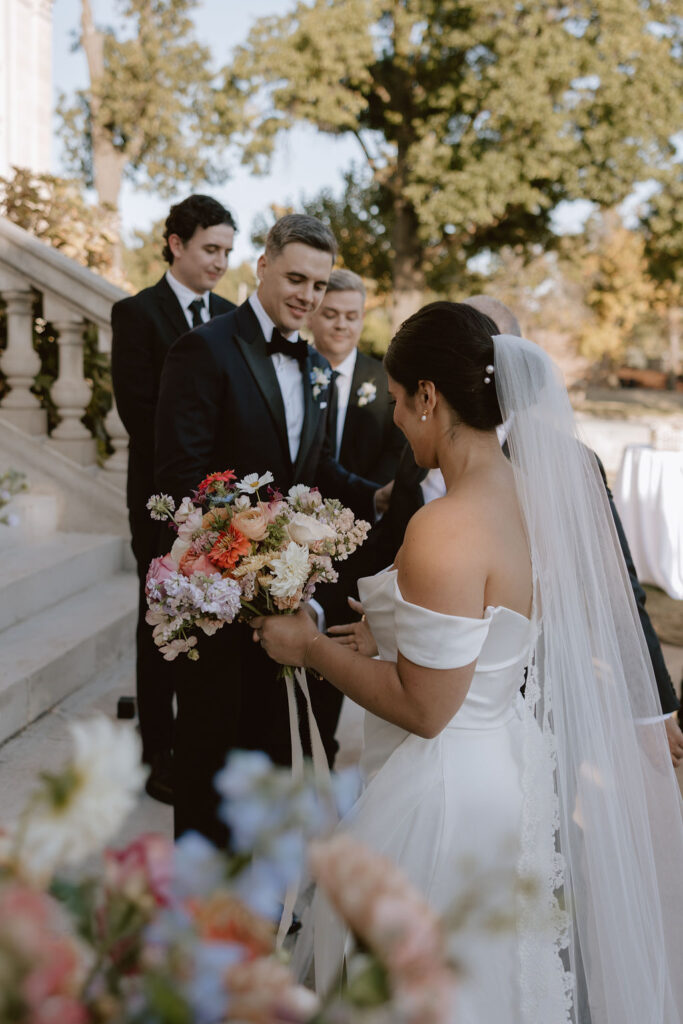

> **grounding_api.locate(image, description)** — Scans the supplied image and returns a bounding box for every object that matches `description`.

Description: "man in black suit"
[309,269,404,631]
[154,214,380,843]
[111,194,236,803]
[309,269,404,484]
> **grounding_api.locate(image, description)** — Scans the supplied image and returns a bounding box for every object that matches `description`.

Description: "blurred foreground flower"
[310,834,459,1024]
[5,716,145,882]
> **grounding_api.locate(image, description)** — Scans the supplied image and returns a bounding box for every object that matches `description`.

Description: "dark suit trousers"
[172,622,341,846]
[129,504,176,764]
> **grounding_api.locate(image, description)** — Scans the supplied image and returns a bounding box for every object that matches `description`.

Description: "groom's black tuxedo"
[154,300,378,843]
[111,276,234,767]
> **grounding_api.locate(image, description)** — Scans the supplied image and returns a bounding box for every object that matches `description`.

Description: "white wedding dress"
[311,568,572,1022]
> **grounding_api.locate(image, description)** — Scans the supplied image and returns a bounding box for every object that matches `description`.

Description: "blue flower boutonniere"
[310,366,332,400]
[356,380,377,407]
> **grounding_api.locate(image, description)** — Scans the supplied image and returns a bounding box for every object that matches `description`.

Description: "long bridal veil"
[494,334,683,1023]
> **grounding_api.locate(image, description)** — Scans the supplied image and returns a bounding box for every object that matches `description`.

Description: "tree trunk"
[80,0,126,284]
[390,199,424,332]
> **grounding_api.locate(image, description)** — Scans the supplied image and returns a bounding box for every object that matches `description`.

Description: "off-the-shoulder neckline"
[372,567,532,624]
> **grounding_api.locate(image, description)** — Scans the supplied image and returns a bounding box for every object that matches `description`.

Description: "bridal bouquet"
[145,470,370,661]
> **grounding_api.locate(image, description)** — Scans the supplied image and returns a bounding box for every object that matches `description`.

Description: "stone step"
[0,571,137,746]
[0,532,127,633]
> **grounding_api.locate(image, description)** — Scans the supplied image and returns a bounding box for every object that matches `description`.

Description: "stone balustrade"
[0,216,129,480]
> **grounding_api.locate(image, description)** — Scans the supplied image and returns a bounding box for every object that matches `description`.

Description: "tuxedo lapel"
[232,304,291,466]
[293,349,325,479]
[154,277,190,342]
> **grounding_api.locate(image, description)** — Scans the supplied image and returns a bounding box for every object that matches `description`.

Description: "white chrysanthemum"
[236,471,275,494]
[268,541,311,598]
[287,484,312,503]
[12,716,145,881]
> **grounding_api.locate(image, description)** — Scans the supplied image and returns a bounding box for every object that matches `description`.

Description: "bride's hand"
[251,609,318,667]
[327,597,378,656]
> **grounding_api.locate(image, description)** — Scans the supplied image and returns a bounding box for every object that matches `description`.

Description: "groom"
[154,214,379,843]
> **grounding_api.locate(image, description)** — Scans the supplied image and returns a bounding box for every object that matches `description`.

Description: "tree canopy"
[58,0,235,274]
[226,0,683,323]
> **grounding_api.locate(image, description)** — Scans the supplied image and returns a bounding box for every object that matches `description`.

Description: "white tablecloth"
[614,445,683,600]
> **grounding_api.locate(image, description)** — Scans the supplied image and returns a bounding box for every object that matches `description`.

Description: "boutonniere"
[310,366,332,400]
[356,380,377,407]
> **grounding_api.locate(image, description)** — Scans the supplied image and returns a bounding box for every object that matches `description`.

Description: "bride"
[252,302,683,1023]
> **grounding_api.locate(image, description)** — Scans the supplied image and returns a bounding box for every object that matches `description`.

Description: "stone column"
[43,296,96,466]
[0,279,47,434]
[99,323,129,484]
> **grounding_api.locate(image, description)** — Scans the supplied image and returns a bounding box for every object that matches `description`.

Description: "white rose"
[287,512,336,546]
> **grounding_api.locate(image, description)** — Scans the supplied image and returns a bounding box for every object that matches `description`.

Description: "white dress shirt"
[165,270,211,328]
[331,348,358,459]
[248,293,305,464]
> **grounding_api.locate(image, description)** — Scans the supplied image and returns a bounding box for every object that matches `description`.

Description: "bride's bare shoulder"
[398,496,490,615]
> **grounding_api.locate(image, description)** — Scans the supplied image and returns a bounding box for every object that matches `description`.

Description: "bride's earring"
[420,413,427,422]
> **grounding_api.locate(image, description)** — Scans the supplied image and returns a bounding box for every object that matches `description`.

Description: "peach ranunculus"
[187,891,275,959]
[225,956,320,1023]
[286,512,336,547]
[232,505,269,542]
[209,523,252,572]
[178,550,220,579]
[145,554,177,593]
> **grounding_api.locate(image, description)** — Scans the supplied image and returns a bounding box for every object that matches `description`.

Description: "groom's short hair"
[265,214,338,262]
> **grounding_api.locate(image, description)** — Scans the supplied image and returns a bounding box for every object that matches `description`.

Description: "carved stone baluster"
[98,323,129,483]
[43,296,96,466]
[0,275,47,434]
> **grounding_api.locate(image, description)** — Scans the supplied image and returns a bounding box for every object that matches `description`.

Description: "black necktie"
[268,329,309,366]
[188,298,205,328]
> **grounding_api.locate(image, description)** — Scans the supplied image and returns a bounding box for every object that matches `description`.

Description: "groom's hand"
[374,480,394,517]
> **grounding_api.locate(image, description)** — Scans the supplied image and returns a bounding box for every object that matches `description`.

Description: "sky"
[51,0,361,264]
[51,0,600,267]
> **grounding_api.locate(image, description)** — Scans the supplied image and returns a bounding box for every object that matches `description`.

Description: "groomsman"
[154,214,381,843]
[111,194,236,803]
[308,269,404,484]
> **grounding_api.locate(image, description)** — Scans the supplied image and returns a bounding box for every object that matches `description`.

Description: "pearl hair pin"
[484,364,494,385]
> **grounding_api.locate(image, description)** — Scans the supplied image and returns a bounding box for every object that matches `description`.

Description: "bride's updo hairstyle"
[384,301,503,431]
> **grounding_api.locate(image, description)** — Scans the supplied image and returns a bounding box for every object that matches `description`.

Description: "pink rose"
[146,554,176,592]
[104,833,173,909]
[232,505,269,541]
[178,550,219,578]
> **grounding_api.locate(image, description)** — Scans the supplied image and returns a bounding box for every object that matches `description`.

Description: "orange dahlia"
[209,523,251,571]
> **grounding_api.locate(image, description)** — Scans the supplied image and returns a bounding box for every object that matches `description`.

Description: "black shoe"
[144,753,174,805]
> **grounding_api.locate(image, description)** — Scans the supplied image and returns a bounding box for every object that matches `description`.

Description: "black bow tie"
[268,329,309,366]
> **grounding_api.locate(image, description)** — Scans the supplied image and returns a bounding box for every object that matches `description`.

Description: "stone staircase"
[0,521,136,746]
[0,219,137,747]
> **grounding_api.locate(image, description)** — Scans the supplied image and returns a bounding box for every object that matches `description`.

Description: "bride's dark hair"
[384,301,503,431]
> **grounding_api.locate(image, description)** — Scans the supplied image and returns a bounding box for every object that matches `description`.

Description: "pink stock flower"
[262,498,287,523]
[309,835,457,1024]
[146,554,177,591]
[104,833,173,910]
[178,550,220,579]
